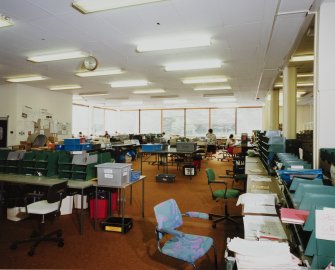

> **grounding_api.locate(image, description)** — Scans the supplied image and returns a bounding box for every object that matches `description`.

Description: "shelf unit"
[20,151,59,176]
[257,131,285,174]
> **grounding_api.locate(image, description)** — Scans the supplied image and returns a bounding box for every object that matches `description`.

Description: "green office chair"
[10,181,68,256]
[205,168,241,228]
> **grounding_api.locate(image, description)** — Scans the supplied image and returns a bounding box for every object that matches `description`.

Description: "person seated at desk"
[226,134,236,155]
[161,132,170,144]
[104,131,110,139]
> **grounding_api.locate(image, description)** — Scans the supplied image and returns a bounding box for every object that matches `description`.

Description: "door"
[0,117,8,147]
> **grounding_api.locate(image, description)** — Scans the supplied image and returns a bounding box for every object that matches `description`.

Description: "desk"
[245,158,268,175]
[94,175,146,233]
[140,147,196,174]
[0,173,94,235]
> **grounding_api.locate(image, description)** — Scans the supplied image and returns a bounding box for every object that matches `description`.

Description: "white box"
[60,195,73,215]
[7,207,28,221]
[73,194,88,209]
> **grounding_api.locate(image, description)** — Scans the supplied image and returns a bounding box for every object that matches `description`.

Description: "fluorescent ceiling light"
[151,95,178,99]
[280,73,313,78]
[290,55,314,62]
[122,101,143,105]
[6,75,48,82]
[182,76,227,84]
[207,97,236,103]
[76,68,123,77]
[137,35,211,52]
[80,93,109,97]
[0,14,14,28]
[110,80,149,88]
[194,85,231,91]
[49,84,81,91]
[163,99,187,104]
[274,82,313,87]
[72,0,165,13]
[27,51,88,62]
[133,89,165,94]
[203,93,234,98]
[106,97,128,100]
[164,60,221,71]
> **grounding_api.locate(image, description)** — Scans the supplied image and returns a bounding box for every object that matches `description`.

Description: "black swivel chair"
[225,155,247,192]
[10,181,68,256]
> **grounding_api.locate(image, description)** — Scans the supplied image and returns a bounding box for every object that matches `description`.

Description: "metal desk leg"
[142,177,144,218]
[121,188,125,233]
[94,186,98,231]
[80,189,84,235]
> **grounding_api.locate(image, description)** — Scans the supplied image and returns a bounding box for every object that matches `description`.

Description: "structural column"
[315,0,335,167]
[262,95,271,130]
[282,66,297,139]
[269,89,279,130]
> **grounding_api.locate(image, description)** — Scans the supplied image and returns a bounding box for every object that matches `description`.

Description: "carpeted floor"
[0,154,244,269]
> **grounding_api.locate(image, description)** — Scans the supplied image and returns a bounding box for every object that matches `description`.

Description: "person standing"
[206,129,217,159]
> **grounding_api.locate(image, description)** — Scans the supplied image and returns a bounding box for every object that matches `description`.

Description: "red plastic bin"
[89,191,118,219]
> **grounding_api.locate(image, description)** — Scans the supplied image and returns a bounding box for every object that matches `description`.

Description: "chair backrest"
[205,168,216,183]
[154,199,183,231]
[47,181,68,204]
[32,134,48,147]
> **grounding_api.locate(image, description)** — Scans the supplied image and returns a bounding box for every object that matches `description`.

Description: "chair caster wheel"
[10,243,17,250]
[212,223,216,229]
[28,250,34,256]
[58,241,64,247]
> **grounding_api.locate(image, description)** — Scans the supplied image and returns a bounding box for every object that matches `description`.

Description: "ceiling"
[0,0,317,110]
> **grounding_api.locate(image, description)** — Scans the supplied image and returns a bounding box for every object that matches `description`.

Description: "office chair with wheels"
[10,181,68,256]
[205,168,241,228]
[154,198,218,270]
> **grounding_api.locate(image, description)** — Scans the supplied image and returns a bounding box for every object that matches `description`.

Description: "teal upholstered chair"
[205,168,241,228]
[154,199,218,270]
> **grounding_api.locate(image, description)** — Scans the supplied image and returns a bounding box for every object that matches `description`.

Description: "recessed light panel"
[76,68,123,77]
[133,89,165,94]
[164,60,221,71]
[27,51,88,62]
[182,76,227,84]
[6,75,48,82]
[110,80,149,88]
[72,0,165,14]
[49,84,82,91]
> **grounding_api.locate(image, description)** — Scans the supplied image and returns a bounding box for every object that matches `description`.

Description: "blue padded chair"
[154,199,218,270]
[289,177,323,192]
[206,168,241,228]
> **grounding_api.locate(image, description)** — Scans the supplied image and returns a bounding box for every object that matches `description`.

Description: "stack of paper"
[243,215,287,241]
[237,193,278,215]
[280,208,309,225]
[227,237,301,269]
[249,175,272,182]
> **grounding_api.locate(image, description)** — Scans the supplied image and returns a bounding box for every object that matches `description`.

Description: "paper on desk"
[249,175,272,182]
[243,215,287,241]
[315,208,335,241]
[237,193,278,206]
[243,204,277,215]
[228,237,300,269]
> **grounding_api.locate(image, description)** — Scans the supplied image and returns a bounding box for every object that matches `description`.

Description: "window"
[211,108,235,137]
[72,104,89,136]
[140,110,161,134]
[162,110,184,136]
[92,107,105,136]
[118,111,139,134]
[105,109,120,134]
[186,109,209,137]
[236,108,262,136]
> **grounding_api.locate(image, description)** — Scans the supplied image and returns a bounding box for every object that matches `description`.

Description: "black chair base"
[10,229,64,256]
[209,213,242,228]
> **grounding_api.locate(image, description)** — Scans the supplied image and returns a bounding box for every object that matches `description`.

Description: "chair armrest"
[184,211,209,220]
[219,175,233,179]
[159,227,185,238]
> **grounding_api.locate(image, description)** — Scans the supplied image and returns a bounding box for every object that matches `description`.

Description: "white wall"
[0,84,72,146]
